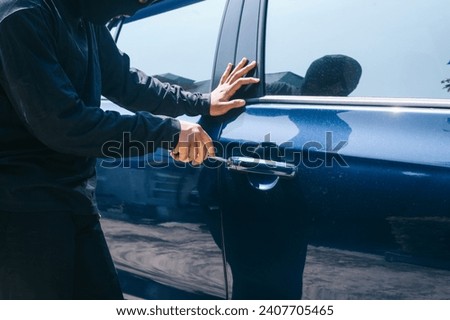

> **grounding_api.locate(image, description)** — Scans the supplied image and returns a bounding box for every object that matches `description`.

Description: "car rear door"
[202,0,450,299]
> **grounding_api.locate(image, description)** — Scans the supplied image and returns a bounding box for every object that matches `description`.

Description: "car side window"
[265,0,450,99]
[115,0,226,94]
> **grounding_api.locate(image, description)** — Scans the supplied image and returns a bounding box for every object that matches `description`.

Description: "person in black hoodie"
[0,0,258,299]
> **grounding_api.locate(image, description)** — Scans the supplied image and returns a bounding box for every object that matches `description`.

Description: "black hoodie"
[0,0,210,214]
[78,0,151,25]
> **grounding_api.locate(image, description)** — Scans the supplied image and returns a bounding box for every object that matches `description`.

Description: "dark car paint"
[97,0,450,299]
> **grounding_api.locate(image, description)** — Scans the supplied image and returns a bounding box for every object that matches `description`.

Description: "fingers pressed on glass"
[220,63,233,84]
[230,61,256,84]
[228,58,248,82]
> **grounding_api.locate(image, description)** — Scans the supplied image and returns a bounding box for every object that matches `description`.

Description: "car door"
[97,0,230,299]
[201,0,450,299]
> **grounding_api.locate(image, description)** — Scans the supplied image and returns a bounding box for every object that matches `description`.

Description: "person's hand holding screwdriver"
[171,58,259,165]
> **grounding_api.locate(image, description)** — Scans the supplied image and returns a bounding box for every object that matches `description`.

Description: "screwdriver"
[208,156,231,165]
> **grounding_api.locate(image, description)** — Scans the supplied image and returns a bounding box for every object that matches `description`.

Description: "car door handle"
[210,156,297,178]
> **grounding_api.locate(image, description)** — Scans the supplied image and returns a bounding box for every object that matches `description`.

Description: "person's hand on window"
[209,57,259,116]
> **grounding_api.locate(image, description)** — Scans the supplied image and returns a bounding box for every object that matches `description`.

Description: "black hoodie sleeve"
[0,7,187,158]
[96,25,211,117]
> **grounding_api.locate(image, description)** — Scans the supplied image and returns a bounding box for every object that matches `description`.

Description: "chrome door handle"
[210,156,297,178]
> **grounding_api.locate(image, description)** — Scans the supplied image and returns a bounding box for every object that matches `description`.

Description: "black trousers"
[0,212,123,299]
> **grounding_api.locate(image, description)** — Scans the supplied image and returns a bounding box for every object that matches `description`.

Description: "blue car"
[97,0,450,299]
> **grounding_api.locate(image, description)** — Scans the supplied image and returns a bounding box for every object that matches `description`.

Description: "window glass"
[116,0,226,94]
[265,0,450,99]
